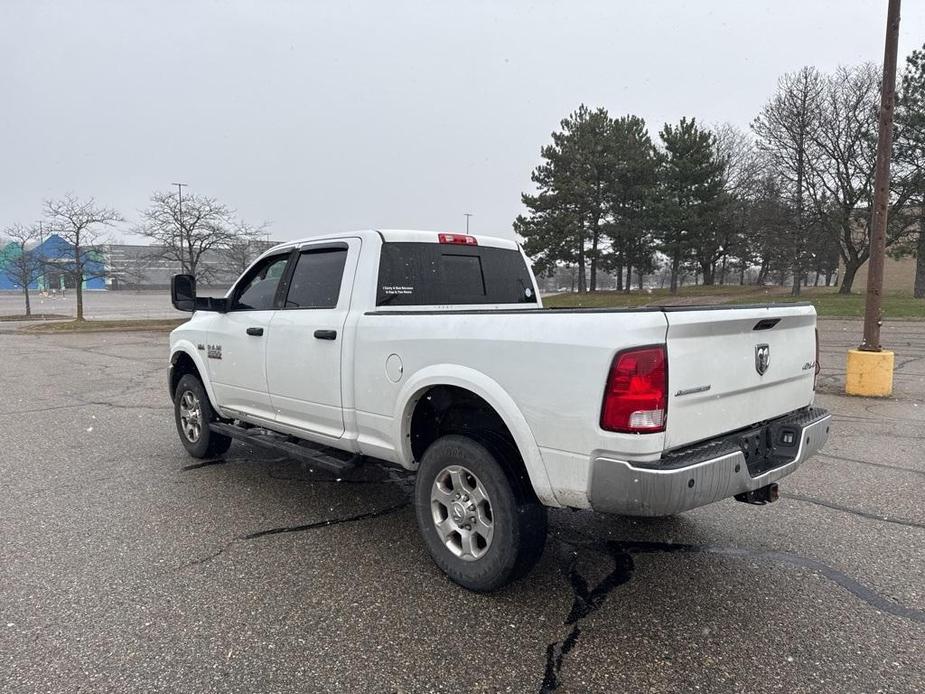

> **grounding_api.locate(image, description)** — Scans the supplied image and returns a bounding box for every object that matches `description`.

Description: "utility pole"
[172,182,188,273]
[846,0,901,396]
[464,213,473,234]
[861,0,901,351]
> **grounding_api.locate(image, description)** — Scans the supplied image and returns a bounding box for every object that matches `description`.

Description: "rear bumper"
[588,408,831,516]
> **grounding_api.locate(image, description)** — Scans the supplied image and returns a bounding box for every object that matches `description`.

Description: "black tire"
[173,373,232,459]
[414,435,547,592]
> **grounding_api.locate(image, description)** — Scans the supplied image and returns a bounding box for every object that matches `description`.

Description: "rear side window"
[284,247,348,309]
[377,242,536,306]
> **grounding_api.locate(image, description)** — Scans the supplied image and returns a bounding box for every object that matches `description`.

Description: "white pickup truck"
[168,229,830,590]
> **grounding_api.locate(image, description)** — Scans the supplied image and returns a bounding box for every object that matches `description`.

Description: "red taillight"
[600,345,668,433]
[438,233,478,246]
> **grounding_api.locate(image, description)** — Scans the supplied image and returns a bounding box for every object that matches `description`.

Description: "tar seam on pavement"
[176,455,416,568]
[178,499,411,570]
[783,492,925,529]
[816,451,925,477]
[538,534,925,692]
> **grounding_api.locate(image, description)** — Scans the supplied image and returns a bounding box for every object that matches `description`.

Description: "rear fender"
[395,364,559,507]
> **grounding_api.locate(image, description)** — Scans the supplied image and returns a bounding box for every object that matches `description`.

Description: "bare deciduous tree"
[44,195,122,320]
[752,66,824,296]
[225,229,270,275]
[135,191,265,283]
[2,223,45,316]
[713,123,762,284]
[806,64,917,294]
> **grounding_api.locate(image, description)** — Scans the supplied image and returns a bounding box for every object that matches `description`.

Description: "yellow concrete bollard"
[845,349,894,397]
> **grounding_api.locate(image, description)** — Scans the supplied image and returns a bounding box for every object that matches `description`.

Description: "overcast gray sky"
[3,0,925,243]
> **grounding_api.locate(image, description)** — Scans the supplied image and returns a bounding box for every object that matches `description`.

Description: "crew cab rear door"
[663,304,817,450]
[265,238,360,439]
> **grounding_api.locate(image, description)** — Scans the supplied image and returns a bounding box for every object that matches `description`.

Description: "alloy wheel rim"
[430,465,494,561]
[179,390,202,443]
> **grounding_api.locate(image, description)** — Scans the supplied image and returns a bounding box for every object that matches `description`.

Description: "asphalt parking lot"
[0,319,923,693]
[0,290,200,321]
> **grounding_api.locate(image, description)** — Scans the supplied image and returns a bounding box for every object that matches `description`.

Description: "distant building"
[0,235,273,291]
[838,255,918,293]
[0,233,105,291]
[103,241,273,289]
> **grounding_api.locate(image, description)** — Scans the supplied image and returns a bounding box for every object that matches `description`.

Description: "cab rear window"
[376,242,537,306]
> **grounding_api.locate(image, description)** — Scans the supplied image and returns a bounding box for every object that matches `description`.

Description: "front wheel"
[174,374,232,459]
[414,435,547,591]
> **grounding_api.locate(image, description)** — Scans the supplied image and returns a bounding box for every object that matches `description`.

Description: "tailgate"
[663,304,817,450]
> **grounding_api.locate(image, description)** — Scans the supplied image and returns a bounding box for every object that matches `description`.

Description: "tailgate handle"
[753,318,781,331]
[314,330,337,340]
[246,327,264,336]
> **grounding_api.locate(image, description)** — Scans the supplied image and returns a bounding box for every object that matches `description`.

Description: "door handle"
[314,329,337,340]
[246,327,264,336]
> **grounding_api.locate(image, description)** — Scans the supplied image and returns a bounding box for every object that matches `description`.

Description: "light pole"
[464,213,473,234]
[845,0,901,396]
[36,220,46,291]
[172,183,187,273]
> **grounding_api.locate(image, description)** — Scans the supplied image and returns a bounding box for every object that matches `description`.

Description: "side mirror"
[171,274,228,313]
[171,274,197,312]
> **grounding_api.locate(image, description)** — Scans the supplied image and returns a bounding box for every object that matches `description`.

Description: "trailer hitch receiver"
[734,483,779,505]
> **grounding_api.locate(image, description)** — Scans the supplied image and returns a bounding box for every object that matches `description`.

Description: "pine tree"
[604,115,658,291]
[516,105,617,292]
[894,44,925,298]
[655,118,727,293]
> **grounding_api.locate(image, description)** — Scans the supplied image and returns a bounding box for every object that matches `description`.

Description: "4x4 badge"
[755,344,770,375]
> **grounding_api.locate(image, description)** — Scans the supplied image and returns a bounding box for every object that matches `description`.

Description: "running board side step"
[209,422,361,474]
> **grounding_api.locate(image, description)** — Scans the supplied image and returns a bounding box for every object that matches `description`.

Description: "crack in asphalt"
[25,338,166,366]
[816,452,925,477]
[181,458,229,471]
[0,394,170,416]
[76,399,171,412]
[894,355,925,371]
[539,535,925,692]
[178,499,410,571]
[783,493,925,529]
[540,542,634,692]
[242,500,411,539]
[834,429,925,442]
[830,413,900,424]
[862,404,925,423]
[616,540,925,624]
[175,455,416,567]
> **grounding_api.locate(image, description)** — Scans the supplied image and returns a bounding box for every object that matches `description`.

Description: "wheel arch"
[169,342,222,414]
[395,365,558,507]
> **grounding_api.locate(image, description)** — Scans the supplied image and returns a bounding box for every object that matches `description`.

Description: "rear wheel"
[174,374,232,458]
[414,435,547,591]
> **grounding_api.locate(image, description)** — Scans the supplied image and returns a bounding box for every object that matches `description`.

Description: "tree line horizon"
[515,47,925,298]
[6,48,925,321]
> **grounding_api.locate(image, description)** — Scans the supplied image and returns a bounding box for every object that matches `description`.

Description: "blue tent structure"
[0,233,105,291]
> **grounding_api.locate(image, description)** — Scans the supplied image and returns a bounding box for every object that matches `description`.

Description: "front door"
[208,252,291,421]
[266,239,359,439]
